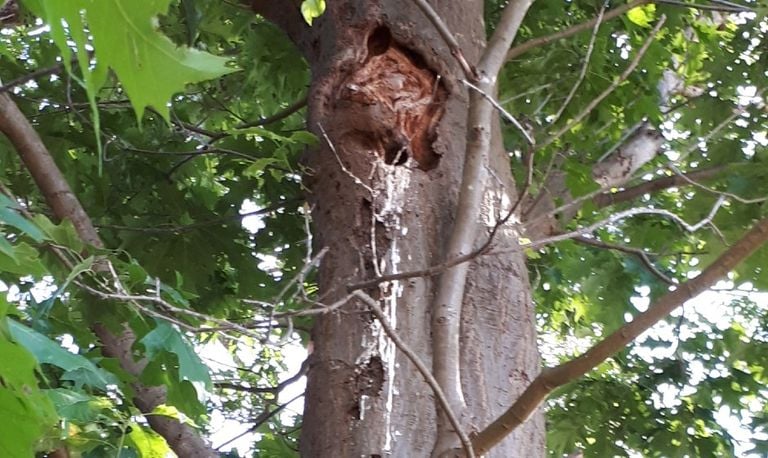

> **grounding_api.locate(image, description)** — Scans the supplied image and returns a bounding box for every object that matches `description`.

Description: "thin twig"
[264,247,329,341]
[353,291,475,458]
[506,0,651,61]
[461,79,535,145]
[231,95,307,131]
[573,236,674,285]
[538,15,667,151]
[120,145,255,161]
[516,196,727,252]
[0,59,71,94]
[95,200,297,233]
[549,4,606,126]
[215,392,304,450]
[215,357,309,395]
[410,0,477,80]
[317,123,374,194]
[668,164,768,205]
[657,0,752,12]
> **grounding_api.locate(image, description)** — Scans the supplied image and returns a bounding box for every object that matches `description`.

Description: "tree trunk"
[253,1,545,456]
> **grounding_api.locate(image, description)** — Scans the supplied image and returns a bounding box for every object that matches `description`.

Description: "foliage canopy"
[0,0,767,456]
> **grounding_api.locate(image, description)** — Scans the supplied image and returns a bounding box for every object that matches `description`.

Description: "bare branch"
[593,165,727,207]
[249,0,307,46]
[519,197,726,252]
[549,4,606,126]
[461,79,535,145]
[215,392,304,451]
[668,164,768,205]
[228,94,307,132]
[75,281,266,340]
[657,0,753,13]
[96,199,297,234]
[216,358,309,395]
[0,59,70,94]
[430,4,536,448]
[353,291,475,458]
[506,0,652,62]
[0,93,104,248]
[573,236,674,285]
[473,216,768,454]
[120,144,257,162]
[480,0,535,77]
[318,123,374,194]
[410,0,477,80]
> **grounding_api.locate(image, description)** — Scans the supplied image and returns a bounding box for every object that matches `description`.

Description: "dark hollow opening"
[367,25,391,57]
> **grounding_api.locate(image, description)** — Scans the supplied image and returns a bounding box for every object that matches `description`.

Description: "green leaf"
[0,309,58,458]
[140,320,211,389]
[8,320,118,390]
[48,388,111,423]
[300,0,326,25]
[126,423,173,458]
[0,195,47,242]
[32,215,84,253]
[627,4,656,28]
[0,242,48,277]
[23,0,237,121]
[0,234,16,261]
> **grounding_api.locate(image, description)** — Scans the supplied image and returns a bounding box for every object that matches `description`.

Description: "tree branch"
[472,216,768,454]
[519,198,726,252]
[216,358,308,395]
[0,93,218,458]
[657,0,752,13]
[431,1,535,453]
[229,94,307,131]
[0,58,71,94]
[593,165,727,208]
[506,0,652,62]
[573,235,674,285]
[549,3,606,126]
[249,0,307,46]
[480,0,535,77]
[411,0,477,80]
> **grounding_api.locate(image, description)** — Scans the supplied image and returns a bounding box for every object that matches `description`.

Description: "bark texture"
[253,1,545,456]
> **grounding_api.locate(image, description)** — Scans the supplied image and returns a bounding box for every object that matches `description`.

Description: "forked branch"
[472,217,768,454]
[428,1,535,453]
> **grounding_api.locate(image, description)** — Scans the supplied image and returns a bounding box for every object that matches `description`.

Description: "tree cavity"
[334,25,445,171]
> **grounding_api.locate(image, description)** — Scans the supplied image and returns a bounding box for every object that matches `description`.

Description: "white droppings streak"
[371,161,410,452]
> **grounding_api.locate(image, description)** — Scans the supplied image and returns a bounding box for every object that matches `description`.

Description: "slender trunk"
[254,1,545,455]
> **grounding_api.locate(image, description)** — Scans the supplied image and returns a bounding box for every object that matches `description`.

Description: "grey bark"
[253,1,545,456]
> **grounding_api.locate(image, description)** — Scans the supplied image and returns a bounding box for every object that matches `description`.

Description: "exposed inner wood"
[334,26,446,170]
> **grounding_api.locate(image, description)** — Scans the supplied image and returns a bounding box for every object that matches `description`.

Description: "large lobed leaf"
[21,0,236,121]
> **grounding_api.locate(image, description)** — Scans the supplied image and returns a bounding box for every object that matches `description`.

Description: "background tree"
[0,0,767,457]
